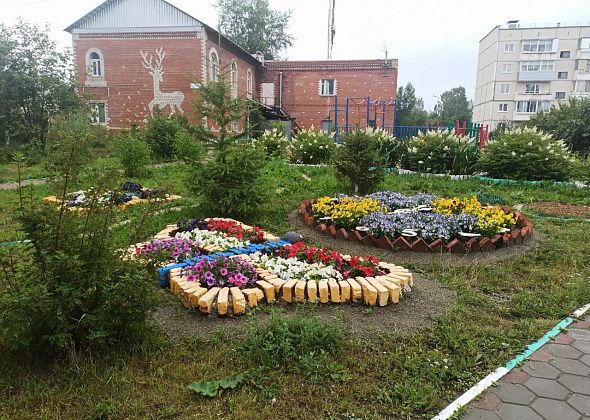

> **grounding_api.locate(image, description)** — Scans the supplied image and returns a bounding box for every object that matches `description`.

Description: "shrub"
[477,127,577,181]
[334,129,386,194]
[144,113,183,160]
[115,129,152,177]
[188,142,268,217]
[357,127,405,167]
[401,129,479,175]
[256,127,289,158]
[173,130,204,162]
[0,187,158,355]
[528,97,590,156]
[288,128,336,164]
[239,311,344,379]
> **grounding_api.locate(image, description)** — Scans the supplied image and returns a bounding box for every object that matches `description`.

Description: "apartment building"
[473,22,590,129]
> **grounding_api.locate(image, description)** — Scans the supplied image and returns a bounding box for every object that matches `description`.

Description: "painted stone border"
[140,221,416,316]
[168,257,413,316]
[299,199,534,254]
[43,194,182,211]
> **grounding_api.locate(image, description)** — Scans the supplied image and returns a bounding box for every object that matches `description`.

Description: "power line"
[398,32,480,63]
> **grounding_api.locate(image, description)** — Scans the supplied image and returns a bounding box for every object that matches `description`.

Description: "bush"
[115,129,152,177]
[477,127,577,181]
[144,113,183,160]
[256,127,290,158]
[288,128,336,164]
[239,311,344,378]
[0,193,157,355]
[401,129,479,175]
[528,97,590,156]
[334,129,386,194]
[188,142,268,217]
[173,130,204,162]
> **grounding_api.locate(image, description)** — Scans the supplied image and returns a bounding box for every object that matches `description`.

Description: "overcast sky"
[3,0,590,109]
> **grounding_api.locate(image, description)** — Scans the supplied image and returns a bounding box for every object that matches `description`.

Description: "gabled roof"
[65,0,260,65]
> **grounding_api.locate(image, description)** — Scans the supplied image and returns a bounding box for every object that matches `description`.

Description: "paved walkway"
[463,315,590,419]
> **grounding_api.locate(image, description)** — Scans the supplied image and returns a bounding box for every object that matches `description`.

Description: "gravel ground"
[529,201,590,218]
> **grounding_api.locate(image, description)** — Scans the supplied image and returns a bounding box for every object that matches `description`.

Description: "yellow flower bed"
[433,196,516,236]
[312,196,385,229]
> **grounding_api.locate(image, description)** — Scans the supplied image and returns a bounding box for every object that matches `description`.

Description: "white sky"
[3,0,590,109]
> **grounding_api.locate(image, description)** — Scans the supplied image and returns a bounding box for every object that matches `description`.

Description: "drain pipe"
[279,71,283,109]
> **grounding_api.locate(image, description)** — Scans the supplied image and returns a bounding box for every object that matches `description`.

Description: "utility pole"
[327,0,335,59]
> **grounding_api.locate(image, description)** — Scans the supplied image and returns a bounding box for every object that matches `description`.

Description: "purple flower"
[220,268,228,276]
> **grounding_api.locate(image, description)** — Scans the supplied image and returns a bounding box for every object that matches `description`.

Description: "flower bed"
[300,192,533,254]
[140,220,415,316]
[43,182,181,210]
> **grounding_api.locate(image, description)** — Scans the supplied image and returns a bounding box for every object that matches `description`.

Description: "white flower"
[527,142,532,146]
[511,151,516,156]
[418,160,424,164]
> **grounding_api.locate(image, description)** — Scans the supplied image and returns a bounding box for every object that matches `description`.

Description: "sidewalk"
[463,315,590,419]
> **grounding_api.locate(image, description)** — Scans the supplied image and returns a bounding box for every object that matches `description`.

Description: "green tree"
[216,0,293,59]
[188,74,267,217]
[0,20,79,148]
[434,86,472,124]
[395,83,428,126]
[528,97,590,156]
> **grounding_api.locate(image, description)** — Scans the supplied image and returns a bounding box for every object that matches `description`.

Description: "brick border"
[299,199,534,254]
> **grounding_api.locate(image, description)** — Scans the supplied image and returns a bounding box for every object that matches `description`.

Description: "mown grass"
[1,159,589,418]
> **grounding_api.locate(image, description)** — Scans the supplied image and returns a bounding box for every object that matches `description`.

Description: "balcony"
[517,71,554,81]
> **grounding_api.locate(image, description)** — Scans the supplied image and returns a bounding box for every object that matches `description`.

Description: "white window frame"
[557,71,568,79]
[209,48,219,82]
[578,80,590,93]
[500,83,510,94]
[502,63,512,73]
[580,38,590,50]
[504,43,514,53]
[90,102,107,125]
[519,60,555,72]
[555,92,566,99]
[498,103,508,112]
[560,51,570,58]
[522,39,554,53]
[246,68,253,99]
[516,100,550,113]
[84,48,106,87]
[524,83,540,94]
[319,79,336,96]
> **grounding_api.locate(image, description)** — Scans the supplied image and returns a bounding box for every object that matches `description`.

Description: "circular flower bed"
[300,192,533,254]
[140,219,416,316]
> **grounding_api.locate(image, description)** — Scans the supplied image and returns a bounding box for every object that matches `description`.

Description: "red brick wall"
[73,33,259,129]
[262,61,397,130]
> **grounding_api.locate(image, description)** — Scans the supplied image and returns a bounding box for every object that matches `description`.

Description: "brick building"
[66,0,398,131]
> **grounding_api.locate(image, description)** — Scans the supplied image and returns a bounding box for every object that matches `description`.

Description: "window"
[90,52,102,76]
[500,83,510,94]
[502,63,512,73]
[85,49,105,81]
[557,71,568,79]
[498,103,508,112]
[580,38,590,50]
[90,102,106,124]
[504,43,514,53]
[560,51,570,58]
[519,60,554,72]
[577,80,590,93]
[209,49,219,82]
[246,69,253,99]
[516,100,550,113]
[319,79,336,96]
[524,83,540,94]
[230,62,238,98]
[522,39,554,53]
[555,92,566,99]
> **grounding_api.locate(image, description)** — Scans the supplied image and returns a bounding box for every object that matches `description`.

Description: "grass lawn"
[1,159,589,419]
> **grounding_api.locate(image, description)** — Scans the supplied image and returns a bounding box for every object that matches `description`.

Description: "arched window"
[209,48,219,82]
[90,52,102,76]
[246,68,253,99]
[230,62,238,98]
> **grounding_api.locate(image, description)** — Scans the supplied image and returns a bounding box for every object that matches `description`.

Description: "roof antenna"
[327,0,336,59]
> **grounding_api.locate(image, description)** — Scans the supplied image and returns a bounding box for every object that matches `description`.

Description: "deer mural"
[140,46,185,115]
